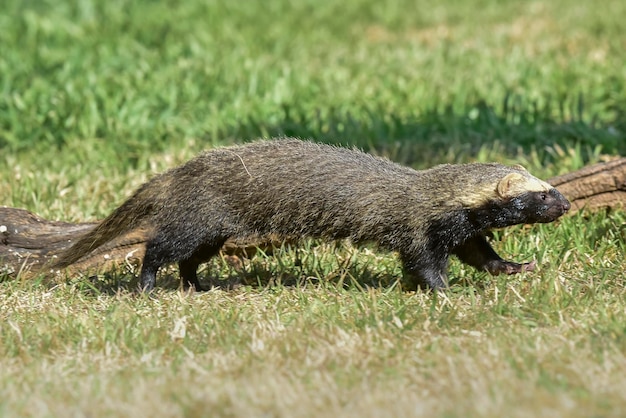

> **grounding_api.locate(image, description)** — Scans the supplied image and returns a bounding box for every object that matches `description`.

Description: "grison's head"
[495,166,571,223]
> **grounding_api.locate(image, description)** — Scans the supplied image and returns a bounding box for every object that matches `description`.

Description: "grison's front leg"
[452,234,536,275]
[399,250,450,291]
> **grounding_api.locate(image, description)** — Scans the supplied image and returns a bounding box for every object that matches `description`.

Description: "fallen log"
[0,207,282,279]
[1,157,624,279]
[548,157,626,212]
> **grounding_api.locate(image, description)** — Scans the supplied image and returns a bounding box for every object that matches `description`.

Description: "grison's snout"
[544,188,571,221]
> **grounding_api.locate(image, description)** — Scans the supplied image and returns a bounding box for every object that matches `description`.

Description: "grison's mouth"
[537,206,569,222]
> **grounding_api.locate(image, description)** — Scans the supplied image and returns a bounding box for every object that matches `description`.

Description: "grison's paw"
[485,259,536,275]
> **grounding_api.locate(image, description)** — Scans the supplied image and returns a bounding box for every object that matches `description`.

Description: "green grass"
[1,0,626,416]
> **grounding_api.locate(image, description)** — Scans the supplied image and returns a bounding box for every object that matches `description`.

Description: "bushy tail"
[51,187,154,269]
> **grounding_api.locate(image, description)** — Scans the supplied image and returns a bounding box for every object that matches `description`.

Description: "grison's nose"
[563,200,571,212]
[551,188,571,213]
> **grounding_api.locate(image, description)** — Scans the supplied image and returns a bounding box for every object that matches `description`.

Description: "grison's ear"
[496,172,527,198]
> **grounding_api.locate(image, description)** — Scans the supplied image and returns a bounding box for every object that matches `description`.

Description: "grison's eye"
[540,192,547,201]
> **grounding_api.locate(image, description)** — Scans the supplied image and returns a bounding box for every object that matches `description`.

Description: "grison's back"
[159,139,421,241]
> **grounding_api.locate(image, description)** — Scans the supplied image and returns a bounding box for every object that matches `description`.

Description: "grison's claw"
[520,260,537,273]
[486,259,536,275]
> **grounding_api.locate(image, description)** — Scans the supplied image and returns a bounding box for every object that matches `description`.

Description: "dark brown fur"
[52,139,570,291]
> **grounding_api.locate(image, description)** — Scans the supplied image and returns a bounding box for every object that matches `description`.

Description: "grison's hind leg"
[139,230,226,292]
[139,243,164,292]
[178,243,223,291]
[453,235,536,275]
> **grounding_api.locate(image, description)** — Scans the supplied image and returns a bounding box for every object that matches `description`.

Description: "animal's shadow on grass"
[72,242,409,296]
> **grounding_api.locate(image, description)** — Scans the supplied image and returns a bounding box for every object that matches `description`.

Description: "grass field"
[1,0,626,416]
